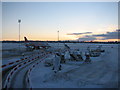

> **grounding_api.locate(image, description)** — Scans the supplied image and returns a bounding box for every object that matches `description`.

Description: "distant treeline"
[1,40,120,44]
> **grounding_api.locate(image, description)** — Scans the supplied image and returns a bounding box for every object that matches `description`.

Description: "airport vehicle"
[87,45,105,57]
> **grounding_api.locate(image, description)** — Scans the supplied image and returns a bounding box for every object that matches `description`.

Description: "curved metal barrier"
[3,52,46,88]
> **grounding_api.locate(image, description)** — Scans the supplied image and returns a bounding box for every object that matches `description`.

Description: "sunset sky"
[2,2,118,41]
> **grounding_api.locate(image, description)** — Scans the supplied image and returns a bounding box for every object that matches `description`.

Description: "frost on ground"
[2,43,42,65]
[2,43,118,88]
[30,44,118,88]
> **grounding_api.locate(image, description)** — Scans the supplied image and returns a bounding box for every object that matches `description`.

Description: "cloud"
[77,36,97,41]
[77,29,119,41]
[93,29,120,40]
[67,32,92,35]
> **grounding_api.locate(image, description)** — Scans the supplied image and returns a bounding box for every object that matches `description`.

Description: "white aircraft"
[24,37,51,50]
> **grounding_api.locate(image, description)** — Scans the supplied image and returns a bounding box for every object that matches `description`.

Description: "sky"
[2,2,118,41]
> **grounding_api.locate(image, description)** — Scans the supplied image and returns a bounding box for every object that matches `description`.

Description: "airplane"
[24,37,51,50]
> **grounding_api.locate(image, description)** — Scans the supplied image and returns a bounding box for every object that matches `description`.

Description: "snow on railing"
[3,52,46,88]
[26,52,53,88]
[1,52,43,70]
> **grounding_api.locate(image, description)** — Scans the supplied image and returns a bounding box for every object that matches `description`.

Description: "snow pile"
[29,44,118,88]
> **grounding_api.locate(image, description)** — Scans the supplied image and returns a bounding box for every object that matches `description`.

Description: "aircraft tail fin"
[24,37,29,42]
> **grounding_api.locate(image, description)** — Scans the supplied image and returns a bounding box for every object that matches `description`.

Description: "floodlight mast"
[58,31,59,42]
[58,30,59,48]
[18,19,21,52]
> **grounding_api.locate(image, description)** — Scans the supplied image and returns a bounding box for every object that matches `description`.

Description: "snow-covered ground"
[2,43,119,88]
[29,45,118,88]
[2,43,26,58]
[30,43,118,88]
[2,43,42,65]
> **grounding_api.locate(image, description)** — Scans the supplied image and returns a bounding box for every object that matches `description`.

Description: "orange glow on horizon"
[2,38,120,42]
[94,39,119,42]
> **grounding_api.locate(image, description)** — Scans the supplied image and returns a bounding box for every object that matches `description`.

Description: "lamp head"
[18,19,21,23]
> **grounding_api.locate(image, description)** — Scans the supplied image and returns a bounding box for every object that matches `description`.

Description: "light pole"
[57,30,59,49]
[58,31,59,42]
[18,19,21,52]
